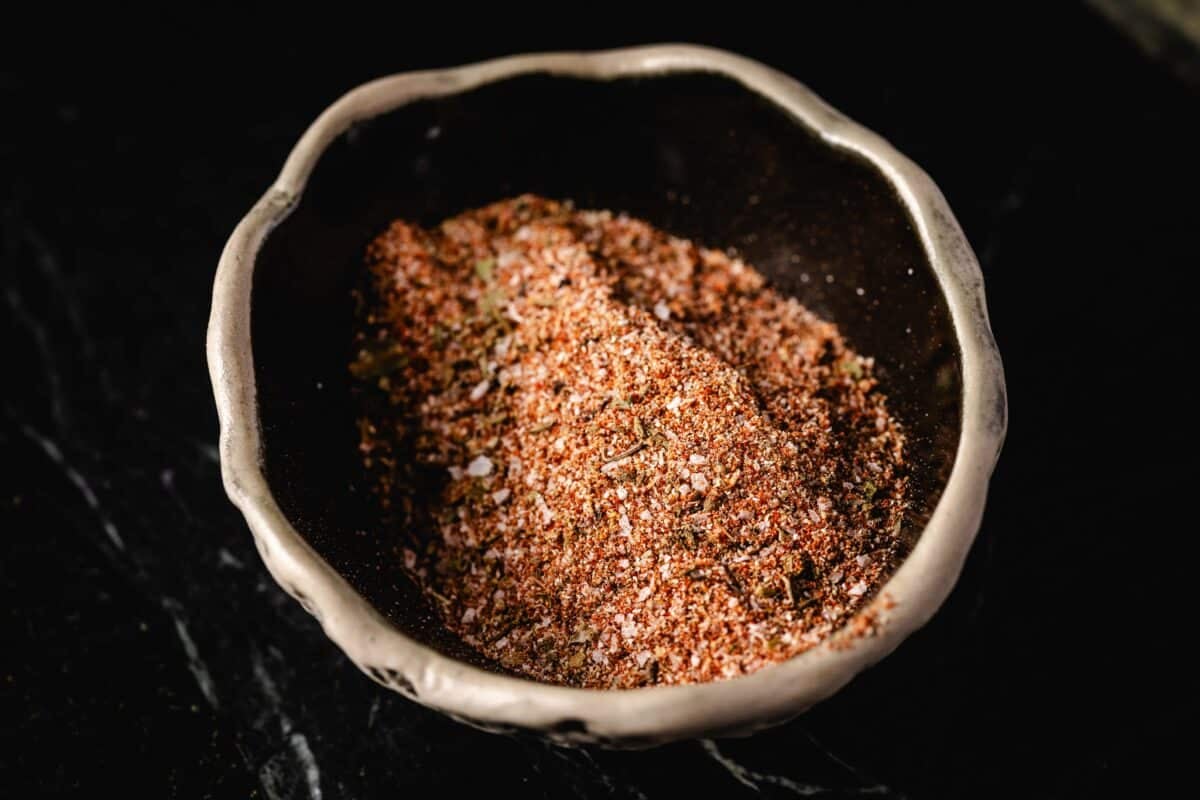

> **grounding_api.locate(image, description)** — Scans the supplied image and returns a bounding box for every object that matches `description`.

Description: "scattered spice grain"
[353,195,908,689]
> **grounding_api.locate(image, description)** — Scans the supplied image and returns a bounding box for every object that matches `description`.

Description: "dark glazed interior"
[251,72,961,672]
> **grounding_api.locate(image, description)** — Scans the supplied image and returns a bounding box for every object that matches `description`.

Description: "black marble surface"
[3,10,1196,798]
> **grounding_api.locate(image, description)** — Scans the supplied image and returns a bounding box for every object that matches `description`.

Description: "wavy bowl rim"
[206,44,1007,744]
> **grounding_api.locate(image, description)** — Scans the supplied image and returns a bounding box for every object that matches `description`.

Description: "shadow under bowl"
[208,46,1006,747]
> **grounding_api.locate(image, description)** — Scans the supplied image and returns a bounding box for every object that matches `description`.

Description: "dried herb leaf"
[839,359,863,379]
[475,257,496,283]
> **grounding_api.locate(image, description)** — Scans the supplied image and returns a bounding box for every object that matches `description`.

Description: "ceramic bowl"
[207,45,1006,746]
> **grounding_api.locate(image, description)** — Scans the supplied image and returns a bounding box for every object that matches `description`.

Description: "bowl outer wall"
[206,44,1007,745]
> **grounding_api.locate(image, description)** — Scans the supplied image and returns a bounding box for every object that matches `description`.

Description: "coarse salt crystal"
[591,648,607,665]
[462,608,477,623]
[469,379,491,401]
[830,570,844,585]
[690,472,709,491]
[688,454,708,465]
[616,486,628,500]
[848,582,868,596]
[403,549,417,570]
[447,466,464,480]
[654,300,671,320]
[637,586,652,602]
[467,455,493,477]
[618,514,633,536]
[492,488,511,505]
[636,651,652,667]
[855,554,871,567]
[666,396,682,411]
[537,494,554,525]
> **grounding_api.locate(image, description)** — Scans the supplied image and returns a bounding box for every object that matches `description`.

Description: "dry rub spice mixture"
[353,195,908,688]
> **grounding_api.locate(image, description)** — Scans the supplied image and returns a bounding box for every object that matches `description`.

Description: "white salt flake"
[666,396,683,412]
[848,582,868,596]
[688,454,708,465]
[618,514,633,536]
[447,466,464,480]
[653,300,671,321]
[690,472,709,491]
[466,455,494,477]
[461,608,477,623]
[637,586,653,602]
[829,570,844,585]
[616,486,628,500]
[636,651,653,668]
[492,488,511,505]
[469,379,491,401]
[855,554,871,567]
[536,494,554,525]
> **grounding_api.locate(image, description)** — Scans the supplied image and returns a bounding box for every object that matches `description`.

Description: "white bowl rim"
[207,43,1007,744]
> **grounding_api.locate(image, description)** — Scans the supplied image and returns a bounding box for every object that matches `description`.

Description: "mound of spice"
[353,195,907,689]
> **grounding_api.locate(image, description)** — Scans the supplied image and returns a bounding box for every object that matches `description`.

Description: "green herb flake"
[839,359,864,379]
[475,257,496,283]
[480,287,507,316]
[350,343,409,379]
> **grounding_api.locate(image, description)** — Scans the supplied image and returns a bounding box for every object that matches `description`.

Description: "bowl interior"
[252,72,961,672]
